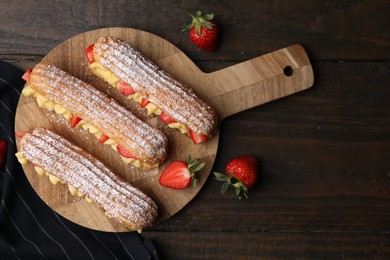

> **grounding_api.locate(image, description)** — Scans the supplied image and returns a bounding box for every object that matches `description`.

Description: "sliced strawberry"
[159,161,192,189]
[189,130,208,144]
[86,44,95,64]
[116,144,138,159]
[159,157,205,189]
[98,133,109,143]
[140,98,150,108]
[70,115,82,128]
[15,132,31,138]
[0,139,7,169]
[160,111,177,123]
[118,81,136,95]
[22,69,32,83]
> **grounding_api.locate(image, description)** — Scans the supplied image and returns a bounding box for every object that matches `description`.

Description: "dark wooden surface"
[2,0,389,259]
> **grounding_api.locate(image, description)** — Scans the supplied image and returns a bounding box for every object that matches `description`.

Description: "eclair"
[86,36,218,144]
[21,63,168,170]
[15,128,158,231]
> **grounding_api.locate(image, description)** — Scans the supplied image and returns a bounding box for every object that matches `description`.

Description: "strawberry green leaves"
[184,10,215,36]
[214,172,249,199]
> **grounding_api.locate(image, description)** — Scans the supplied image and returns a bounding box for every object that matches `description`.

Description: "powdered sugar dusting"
[20,128,158,229]
[93,36,218,136]
[29,63,167,165]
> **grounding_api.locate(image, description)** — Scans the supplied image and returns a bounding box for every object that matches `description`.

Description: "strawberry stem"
[187,155,205,187]
[213,172,249,199]
[186,9,196,20]
[184,10,215,36]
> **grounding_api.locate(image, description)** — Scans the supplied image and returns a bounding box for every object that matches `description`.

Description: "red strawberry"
[22,69,32,83]
[184,10,220,52]
[189,130,208,144]
[214,155,259,199]
[98,133,109,143]
[118,81,136,95]
[0,140,7,169]
[159,156,205,189]
[140,98,150,108]
[160,111,177,124]
[15,132,31,138]
[70,115,82,128]
[86,44,95,64]
[116,144,138,159]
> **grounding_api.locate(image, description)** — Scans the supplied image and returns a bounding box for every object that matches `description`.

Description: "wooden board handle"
[208,44,314,119]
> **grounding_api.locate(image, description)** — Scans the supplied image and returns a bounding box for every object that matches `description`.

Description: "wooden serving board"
[14,27,314,232]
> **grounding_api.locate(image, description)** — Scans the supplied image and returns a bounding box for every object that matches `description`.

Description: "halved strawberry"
[15,132,31,138]
[159,156,205,189]
[160,111,177,123]
[70,115,82,128]
[22,69,32,83]
[116,144,138,159]
[86,44,95,64]
[140,98,150,108]
[98,133,109,143]
[118,81,136,95]
[189,130,208,144]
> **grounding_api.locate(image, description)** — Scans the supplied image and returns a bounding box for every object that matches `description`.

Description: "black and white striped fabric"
[0,61,159,260]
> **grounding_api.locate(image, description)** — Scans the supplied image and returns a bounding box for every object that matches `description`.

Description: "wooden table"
[2,0,389,258]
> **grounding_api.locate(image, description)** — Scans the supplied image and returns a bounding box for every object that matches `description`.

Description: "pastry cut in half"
[15,128,158,231]
[21,63,168,170]
[86,36,218,144]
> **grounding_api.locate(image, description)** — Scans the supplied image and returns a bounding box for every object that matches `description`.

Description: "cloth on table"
[0,60,159,260]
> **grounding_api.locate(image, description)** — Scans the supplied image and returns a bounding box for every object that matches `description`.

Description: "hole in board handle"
[283,66,293,77]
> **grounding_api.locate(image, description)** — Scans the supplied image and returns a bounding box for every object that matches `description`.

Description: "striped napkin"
[0,61,159,260]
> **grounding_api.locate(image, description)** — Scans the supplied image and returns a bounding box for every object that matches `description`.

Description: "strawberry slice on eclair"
[21,63,168,169]
[86,36,217,144]
[15,128,158,231]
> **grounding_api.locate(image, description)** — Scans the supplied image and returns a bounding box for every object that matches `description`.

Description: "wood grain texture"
[2,0,389,258]
[143,231,390,259]
[14,28,313,232]
[13,28,217,232]
[0,0,388,65]
[150,61,389,232]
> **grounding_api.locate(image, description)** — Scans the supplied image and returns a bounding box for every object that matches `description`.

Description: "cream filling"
[89,61,190,134]
[16,153,143,232]
[15,152,114,214]
[21,85,153,169]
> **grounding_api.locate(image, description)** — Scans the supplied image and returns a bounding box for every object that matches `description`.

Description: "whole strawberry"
[159,156,205,190]
[184,10,219,52]
[214,155,259,199]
